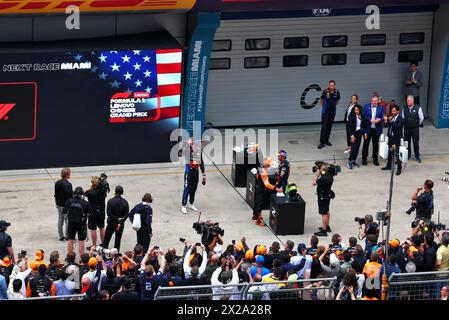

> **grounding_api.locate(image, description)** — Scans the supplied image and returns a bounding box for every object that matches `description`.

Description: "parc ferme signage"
[0,0,196,14]
[439,42,449,128]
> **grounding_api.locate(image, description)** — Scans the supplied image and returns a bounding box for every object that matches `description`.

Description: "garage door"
[206,12,433,127]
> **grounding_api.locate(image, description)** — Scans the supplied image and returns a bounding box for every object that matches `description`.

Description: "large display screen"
[0,47,182,169]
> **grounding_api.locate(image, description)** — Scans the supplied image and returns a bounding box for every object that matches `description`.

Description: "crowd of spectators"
[2,217,449,300]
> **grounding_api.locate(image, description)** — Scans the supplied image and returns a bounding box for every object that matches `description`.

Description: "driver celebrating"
[180,138,206,214]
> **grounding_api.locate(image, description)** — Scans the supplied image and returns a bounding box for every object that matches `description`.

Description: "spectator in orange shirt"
[363,251,382,279]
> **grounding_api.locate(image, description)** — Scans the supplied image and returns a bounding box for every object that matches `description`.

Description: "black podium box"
[269,194,306,235]
[246,170,277,210]
[231,148,261,188]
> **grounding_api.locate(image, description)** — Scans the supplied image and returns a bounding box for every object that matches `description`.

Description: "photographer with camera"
[407,180,434,221]
[211,255,243,300]
[204,222,224,253]
[63,187,91,259]
[356,215,379,246]
[85,174,110,248]
[312,162,336,237]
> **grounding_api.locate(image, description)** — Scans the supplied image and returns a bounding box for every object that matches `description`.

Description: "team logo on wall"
[300,84,322,109]
[0,82,37,142]
[312,8,332,17]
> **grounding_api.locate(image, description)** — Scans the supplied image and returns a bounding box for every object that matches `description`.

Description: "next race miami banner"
[438,42,449,128]
[182,12,220,137]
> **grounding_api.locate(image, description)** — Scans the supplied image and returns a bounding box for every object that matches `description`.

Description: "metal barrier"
[154,277,337,301]
[20,293,86,300]
[387,271,449,300]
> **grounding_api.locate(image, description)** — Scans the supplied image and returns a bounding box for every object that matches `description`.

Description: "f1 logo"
[0,82,37,142]
[0,103,17,121]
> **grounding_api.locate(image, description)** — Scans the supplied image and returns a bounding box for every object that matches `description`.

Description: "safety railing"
[154,277,337,300]
[387,270,449,300]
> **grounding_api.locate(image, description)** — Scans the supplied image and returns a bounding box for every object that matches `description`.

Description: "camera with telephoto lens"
[96,246,111,259]
[406,203,417,215]
[312,161,341,176]
[354,217,366,225]
[411,219,446,232]
[98,173,110,195]
[193,221,224,244]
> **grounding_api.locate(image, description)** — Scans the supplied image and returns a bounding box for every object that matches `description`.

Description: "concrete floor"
[1,122,449,258]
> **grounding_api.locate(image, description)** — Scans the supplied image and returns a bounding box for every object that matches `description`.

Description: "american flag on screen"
[66,49,182,123]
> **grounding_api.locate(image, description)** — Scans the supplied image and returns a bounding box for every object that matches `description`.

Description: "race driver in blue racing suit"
[180,138,206,214]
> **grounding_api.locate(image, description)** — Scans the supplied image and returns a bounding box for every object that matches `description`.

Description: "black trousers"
[253,187,271,218]
[404,127,420,158]
[320,112,335,145]
[362,128,380,161]
[137,226,152,252]
[386,144,402,170]
[103,222,124,251]
[345,122,352,147]
[348,130,362,162]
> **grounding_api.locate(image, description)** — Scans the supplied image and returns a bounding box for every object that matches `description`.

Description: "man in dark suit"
[382,105,405,176]
[362,96,384,166]
[405,61,424,106]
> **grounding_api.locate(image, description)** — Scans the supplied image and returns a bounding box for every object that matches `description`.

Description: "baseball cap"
[35,249,44,261]
[0,220,11,228]
[245,250,254,261]
[256,255,264,264]
[389,239,400,248]
[256,245,267,255]
[2,256,11,267]
[276,150,287,158]
[235,243,244,252]
[213,246,223,257]
[88,257,98,268]
[297,243,307,253]
[30,261,40,271]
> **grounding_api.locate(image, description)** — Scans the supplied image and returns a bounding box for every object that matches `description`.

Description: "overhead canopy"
[193,0,449,12]
[0,31,181,53]
[0,0,196,15]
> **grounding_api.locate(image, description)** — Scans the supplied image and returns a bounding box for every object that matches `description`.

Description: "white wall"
[428,4,449,126]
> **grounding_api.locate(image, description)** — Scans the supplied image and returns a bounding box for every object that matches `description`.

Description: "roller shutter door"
[206,12,433,127]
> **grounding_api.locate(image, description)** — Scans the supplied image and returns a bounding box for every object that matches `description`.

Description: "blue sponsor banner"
[438,42,449,128]
[182,12,220,137]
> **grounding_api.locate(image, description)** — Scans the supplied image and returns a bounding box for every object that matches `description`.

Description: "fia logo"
[312,9,332,17]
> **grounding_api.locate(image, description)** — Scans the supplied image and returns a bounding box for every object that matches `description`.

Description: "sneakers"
[347,162,353,170]
[319,225,332,232]
[314,230,328,237]
[189,204,199,211]
[181,206,188,214]
[317,144,325,149]
[326,141,332,147]
[416,156,422,163]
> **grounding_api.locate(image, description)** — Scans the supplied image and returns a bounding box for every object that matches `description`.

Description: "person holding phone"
[183,243,207,279]
[409,180,434,221]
